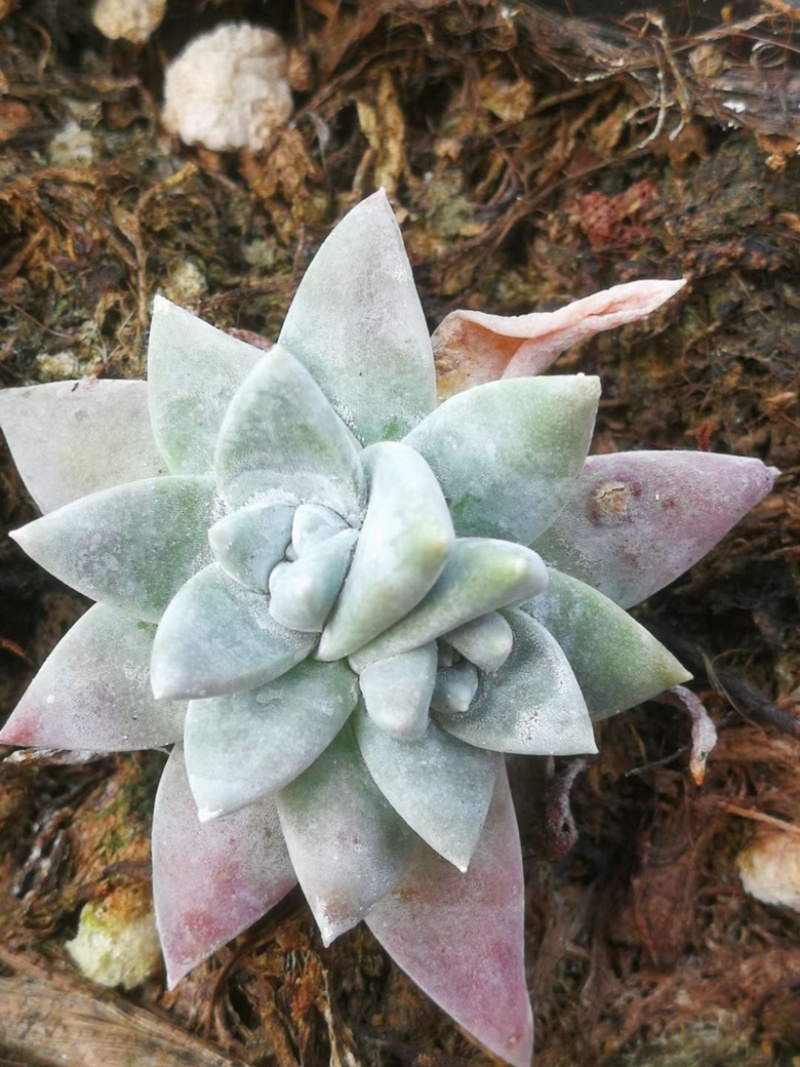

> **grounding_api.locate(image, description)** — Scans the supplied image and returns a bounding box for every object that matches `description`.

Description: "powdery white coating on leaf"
[318,442,454,660]
[214,343,366,519]
[150,563,315,700]
[0,381,168,514]
[438,609,596,756]
[11,476,218,623]
[350,539,549,671]
[355,706,500,871]
[443,611,513,673]
[532,451,777,608]
[152,745,296,988]
[184,659,359,819]
[521,569,691,720]
[433,278,686,399]
[737,830,800,912]
[162,23,293,151]
[367,765,533,1067]
[406,375,600,543]
[208,502,295,591]
[92,0,165,42]
[0,605,185,751]
[268,528,358,632]
[278,189,436,445]
[277,725,415,946]
[431,660,480,714]
[147,297,262,475]
[358,643,438,741]
[291,503,349,554]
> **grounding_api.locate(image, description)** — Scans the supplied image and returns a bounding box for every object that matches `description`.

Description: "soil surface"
[0,2,798,1066]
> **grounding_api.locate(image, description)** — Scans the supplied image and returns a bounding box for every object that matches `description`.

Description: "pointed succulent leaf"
[358,643,437,741]
[438,609,596,755]
[444,611,513,673]
[532,451,778,608]
[268,528,358,632]
[318,442,455,660]
[147,296,262,475]
[433,278,685,398]
[151,563,315,700]
[430,661,480,714]
[404,376,600,542]
[278,189,436,445]
[208,503,295,591]
[350,538,548,671]
[152,745,296,988]
[214,343,366,518]
[355,705,500,871]
[277,724,415,946]
[184,658,359,819]
[291,503,349,555]
[0,380,168,514]
[11,476,217,623]
[0,605,185,751]
[521,568,691,720]
[367,765,533,1067]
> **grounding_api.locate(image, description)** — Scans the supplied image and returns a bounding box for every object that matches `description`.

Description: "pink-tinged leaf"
[433,279,685,399]
[532,452,778,608]
[366,764,533,1067]
[0,605,185,751]
[276,724,415,947]
[152,744,296,988]
[0,380,168,513]
[278,189,436,445]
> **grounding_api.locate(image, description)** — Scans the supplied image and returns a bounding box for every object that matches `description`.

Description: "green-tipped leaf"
[521,568,691,720]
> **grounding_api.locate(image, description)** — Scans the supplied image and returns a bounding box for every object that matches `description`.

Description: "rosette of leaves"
[0,191,776,1066]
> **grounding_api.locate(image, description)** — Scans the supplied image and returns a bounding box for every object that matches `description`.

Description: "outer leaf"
[214,344,366,519]
[277,724,415,946]
[350,538,548,671]
[151,563,315,700]
[404,376,600,542]
[532,451,777,607]
[0,380,168,514]
[152,745,296,988]
[433,278,685,398]
[147,296,262,474]
[0,605,185,750]
[358,643,437,741]
[278,189,436,445]
[11,476,217,623]
[366,765,533,1067]
[521,568,691,720]
[354,705,500,871]
[318,442,454,660]
[184,659,359,819]
[437,609,596,756]
[208,503,295,591]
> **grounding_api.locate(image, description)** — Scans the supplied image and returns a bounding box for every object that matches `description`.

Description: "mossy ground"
[0,2,798,1065]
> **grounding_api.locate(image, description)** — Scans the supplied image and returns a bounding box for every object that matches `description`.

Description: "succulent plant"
[0,190,776,1065]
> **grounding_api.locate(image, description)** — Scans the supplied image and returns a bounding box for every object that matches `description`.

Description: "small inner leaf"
[208,503,295,591]
[443,611,513,673]
[268,528,358,632]
[350,538,548,671]
[358,643,438,741]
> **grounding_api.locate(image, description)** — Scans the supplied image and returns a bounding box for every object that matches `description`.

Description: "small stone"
[67,885,162,989]
[162,23,293,152]
[92,0,166,43]
[737,830,800,912]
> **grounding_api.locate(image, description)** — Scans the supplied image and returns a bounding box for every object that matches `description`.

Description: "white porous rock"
[737,830,800,912]
[162,23,293,152]
[92,0,166,43]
